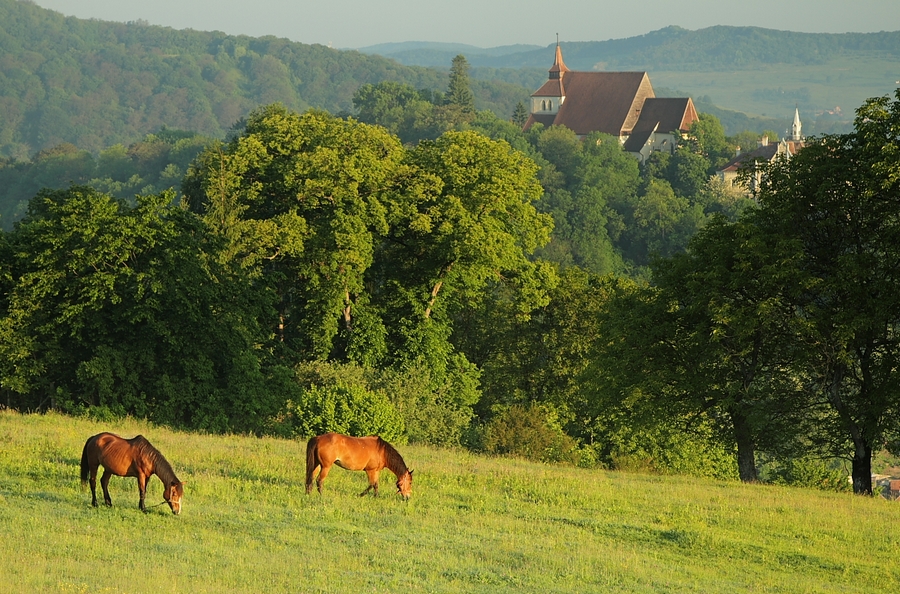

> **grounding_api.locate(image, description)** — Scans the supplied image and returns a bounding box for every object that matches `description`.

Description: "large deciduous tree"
[751,90,900,494]
[0,187,280,431]
[184,105,406,363]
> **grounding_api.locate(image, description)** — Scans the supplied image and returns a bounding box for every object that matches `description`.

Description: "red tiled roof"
[622,97,699,152]
[526,71,655,137]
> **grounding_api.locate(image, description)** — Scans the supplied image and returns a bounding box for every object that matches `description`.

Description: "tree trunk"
[851,440,873,495]
[731,408,758,482]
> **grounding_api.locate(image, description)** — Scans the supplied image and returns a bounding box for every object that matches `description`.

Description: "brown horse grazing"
[306,433,413,500]
[80,432,185,514]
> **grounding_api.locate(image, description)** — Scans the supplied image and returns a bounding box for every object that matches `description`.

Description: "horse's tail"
[80,435,94,484]
[305,436,319,492]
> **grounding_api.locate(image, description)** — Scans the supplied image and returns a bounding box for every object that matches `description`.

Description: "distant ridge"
[360,26,900,70]
[356,42,544,68]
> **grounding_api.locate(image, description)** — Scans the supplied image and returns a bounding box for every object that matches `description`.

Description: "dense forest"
[3,84,900,493]
[2,0,900,494]
[0,0,531,159]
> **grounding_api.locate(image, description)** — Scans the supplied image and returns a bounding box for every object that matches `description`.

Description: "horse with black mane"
[306,433,413,500]
[80,432,185,514]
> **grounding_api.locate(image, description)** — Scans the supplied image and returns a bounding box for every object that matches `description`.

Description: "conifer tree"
[446,55,475,113]
[512,101,528,127]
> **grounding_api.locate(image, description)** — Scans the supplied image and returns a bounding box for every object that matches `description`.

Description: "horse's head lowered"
[164,481,185,515]
[396,469,413,500]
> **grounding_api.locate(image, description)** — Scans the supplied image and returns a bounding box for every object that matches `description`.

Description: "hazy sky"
[31,0,900,49]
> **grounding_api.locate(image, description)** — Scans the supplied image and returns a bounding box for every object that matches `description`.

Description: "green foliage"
[281,384,405,443]
[480,403,580,465]
[446,55,475,115]
[763,457,851,493]
[0,186,285,432]
[0,130,215,230]
[511,101,528,126]
[274,360,473,446]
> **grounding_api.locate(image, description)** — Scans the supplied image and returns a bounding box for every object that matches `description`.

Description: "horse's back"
[311,433,384,471]
[86,432,143,476]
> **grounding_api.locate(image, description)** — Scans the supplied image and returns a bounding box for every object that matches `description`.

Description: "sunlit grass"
[1,410,897,593]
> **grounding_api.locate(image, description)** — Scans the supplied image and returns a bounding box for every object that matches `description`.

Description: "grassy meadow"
[1,410,898,593]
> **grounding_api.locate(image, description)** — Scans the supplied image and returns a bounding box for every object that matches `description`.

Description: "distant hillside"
[363,27,900,134]
[357,41,543,68]
[385,27,900,71]
[3,0,892,160]
[0,0,528,159]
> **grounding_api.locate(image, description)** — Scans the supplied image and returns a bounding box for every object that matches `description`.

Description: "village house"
[715,108,805,192]
[522,44,699,162]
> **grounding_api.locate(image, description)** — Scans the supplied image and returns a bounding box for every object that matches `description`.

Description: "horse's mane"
[378,437,408,475]
[131,435,178,483]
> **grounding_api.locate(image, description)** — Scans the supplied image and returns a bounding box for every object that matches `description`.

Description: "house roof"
[622,97,699,152]
[525,71,655,137]
[718,140,804,173]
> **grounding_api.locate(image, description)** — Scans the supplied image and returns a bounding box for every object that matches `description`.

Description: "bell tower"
[530,37,569,116]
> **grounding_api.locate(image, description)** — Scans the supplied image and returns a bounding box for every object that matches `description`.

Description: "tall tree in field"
[648,217,809,481]
[751,90,900,494]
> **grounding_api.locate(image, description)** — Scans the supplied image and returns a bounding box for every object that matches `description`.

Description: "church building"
[522,44,699,162]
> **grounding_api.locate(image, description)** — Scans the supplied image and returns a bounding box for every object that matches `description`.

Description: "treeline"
[5,89,899,492]
[0,128,214,227]
[0,0,527,159]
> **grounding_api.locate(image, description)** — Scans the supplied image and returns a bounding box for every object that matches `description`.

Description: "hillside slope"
[0,0,521,159]
[1,410,897,592]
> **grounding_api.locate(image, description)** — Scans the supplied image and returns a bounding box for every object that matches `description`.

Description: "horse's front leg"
[100,469,113,507]
[360,470,380,497]
[137,474,148,512]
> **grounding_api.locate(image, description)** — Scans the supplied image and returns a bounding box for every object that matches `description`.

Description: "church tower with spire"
[790,107,803,142]
[530,42,569,116]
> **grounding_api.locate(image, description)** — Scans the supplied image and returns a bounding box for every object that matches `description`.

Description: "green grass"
[1,410,898,593]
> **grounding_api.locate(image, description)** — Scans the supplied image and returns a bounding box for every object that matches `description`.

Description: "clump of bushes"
[478,403,580,464]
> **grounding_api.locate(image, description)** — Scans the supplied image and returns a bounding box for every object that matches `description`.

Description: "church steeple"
[549,37,570,81]
[791,107,802,141]
[529,38,568,117]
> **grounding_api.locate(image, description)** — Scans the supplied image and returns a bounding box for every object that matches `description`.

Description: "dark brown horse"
[306,433,413,499]
[80,432,185,514]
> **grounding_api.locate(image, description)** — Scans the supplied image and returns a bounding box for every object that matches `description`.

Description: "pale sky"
[31,0,900,49]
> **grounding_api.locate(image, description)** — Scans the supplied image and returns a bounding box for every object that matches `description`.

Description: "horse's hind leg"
[306,464,319,494]
[89,468,99,507]
[100,469,113,507]
[315,463,332,494]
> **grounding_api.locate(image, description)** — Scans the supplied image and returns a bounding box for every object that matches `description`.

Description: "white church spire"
[791,107,802,141]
